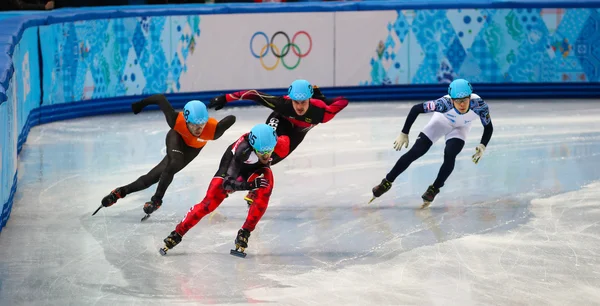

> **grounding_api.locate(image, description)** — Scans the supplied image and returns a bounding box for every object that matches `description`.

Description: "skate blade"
[368,196,377,204]
[159,246,169,256]
[420,201,432,209]
[92,205,103,216]
[230,244,247,258]
[141,214,151,222]
[230,248,247,258]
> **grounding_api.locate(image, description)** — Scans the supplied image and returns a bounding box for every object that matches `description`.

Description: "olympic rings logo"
[249,31,313,71]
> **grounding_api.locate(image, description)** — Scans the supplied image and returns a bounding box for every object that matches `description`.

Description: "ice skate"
[421,185,440,209]
[369,178,392,203]
[159,231,182,255]
[141,198,162,221]
[93,188,124,216]
[230,228,251,258]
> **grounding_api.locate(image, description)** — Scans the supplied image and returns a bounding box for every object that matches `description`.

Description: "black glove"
[208,95,227,110]
[131,101,144,114]
[247,177,269,190]
[312,85,326,101]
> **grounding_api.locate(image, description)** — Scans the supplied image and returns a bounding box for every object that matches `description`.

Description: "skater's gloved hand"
[248,177,269,190]
[208,95,227,110]
[312,85,326,101]
[472,144,486,164]
[393,132,409,151]
[131,102,144,114]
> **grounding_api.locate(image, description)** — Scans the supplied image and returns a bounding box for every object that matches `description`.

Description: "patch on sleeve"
[425,101,436,111]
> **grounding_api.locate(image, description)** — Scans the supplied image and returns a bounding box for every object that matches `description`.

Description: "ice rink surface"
[1,100,600,306]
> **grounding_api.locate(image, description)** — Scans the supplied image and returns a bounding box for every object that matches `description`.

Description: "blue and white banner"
[336,8,599,86]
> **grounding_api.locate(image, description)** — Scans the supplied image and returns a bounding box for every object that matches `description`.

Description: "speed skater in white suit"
[370,79,494,207]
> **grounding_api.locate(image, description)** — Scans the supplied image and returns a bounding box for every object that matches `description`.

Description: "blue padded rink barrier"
[2,101,600,305]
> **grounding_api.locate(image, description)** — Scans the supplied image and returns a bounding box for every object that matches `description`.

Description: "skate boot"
[369,178,392,203]
[101,188,125,207]
[244,191,257,208]
[93,188,125,216]
[141,198,162,221]
[230,228,251,258]
[421,185,440,209]
[159,231,182,255]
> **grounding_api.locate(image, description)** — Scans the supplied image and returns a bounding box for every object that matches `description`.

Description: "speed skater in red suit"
[159,123,284,256]
[207,79,349,206]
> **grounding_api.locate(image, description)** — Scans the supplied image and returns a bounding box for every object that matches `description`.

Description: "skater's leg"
[233,167,274,254]
[385,132,433,182]
[110,129,188,201]
[119,157,167,196]
[151,131,201,203]
[422,134,466,206]
[100,155,168,207]
[161,151,233,253]
[371,133,434,200]
[143,130,200,214]
[174,177,228,236]
[242,168,274,232]
[371,113,449,201]
[432,138,465,189]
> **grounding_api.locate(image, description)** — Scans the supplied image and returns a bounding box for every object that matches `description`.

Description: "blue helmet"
[288,79,313,101]
[448,79,473,99]
[248,123,277,154]
[183,100,208,124]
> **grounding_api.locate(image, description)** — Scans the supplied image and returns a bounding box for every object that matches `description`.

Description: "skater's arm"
[401,97,452,134]
[401,103,426,134]
[131,94,178,128]
[481,121,493,146]
[222,142,254,191]
[312,85,331,104]
[229,90,286,111]
[222,167,250,191]
[321,97,349,123]
[209,90,286,111]
[213,115,236,140]
[474,97,493,146]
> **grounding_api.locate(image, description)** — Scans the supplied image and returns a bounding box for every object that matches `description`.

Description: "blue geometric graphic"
[41,16,201,103]
[367,8,598,85]
[575,10,600,82]
[445,37,467,72]
[393,10,410,43]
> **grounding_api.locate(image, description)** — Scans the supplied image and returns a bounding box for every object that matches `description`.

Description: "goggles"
[452,97,470,104]
[255,148,274,158]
